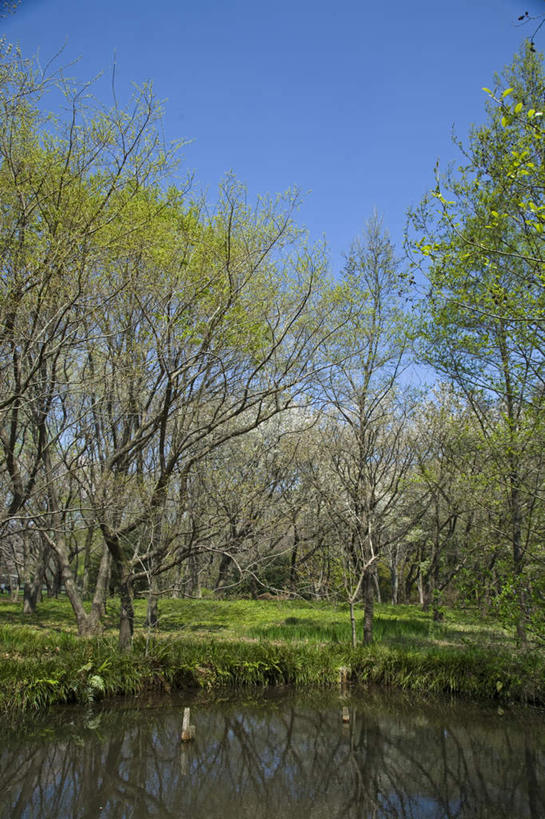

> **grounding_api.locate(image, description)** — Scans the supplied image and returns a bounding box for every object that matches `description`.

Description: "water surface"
[1,687,544,818]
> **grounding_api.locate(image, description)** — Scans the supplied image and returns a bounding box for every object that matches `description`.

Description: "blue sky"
[2,0,542,273]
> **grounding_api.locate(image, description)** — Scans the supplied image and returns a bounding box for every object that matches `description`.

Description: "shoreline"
[2,630,544,715]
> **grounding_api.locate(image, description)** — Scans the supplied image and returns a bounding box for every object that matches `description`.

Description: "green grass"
[0,595,513,650]
[0,595,541,714]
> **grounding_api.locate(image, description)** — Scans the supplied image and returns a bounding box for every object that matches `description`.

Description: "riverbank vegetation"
[2,37,545,705]
[1,596,544,713]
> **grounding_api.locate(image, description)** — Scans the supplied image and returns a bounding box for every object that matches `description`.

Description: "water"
[1,687,544,818]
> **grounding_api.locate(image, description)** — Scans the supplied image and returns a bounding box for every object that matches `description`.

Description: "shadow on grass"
[184,623,227,633]
[147,615,228,634]
[248,619,348,643]
[247,614,452,646]
[0,597,78,629]
[0,596,125,635]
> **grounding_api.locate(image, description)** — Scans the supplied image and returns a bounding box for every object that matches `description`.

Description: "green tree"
[0,43,339,648]
[409,42,545,644]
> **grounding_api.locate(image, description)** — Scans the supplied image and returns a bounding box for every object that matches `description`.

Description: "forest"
[2,38,545,663]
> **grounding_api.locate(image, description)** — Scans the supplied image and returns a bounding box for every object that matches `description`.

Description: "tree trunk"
[146,572,159,629]
[511,477,527,647]
[373,566,382,603]
[23,561,45,615]
[118,569,134,650]
[421,583,431,611]
[63,560,98,636]
[417,568,425,607]
[290,520,299,589]
[390,556,399,605]
[188,551,201,598]
[215,553,232,595]
[432,560,442,622]
[21,533,39,614]
[9,578,19,602]
[22,582,34,615]
[81,525,94,600]
[47,533,108,637]
[349,599,357,648]
[49,560,63,598]
[88,546,111,627]
[363,570,374,644]
[500,328,527,648]
[403,559,418,604]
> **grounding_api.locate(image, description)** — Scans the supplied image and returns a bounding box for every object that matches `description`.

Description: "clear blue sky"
[2,0,543,272]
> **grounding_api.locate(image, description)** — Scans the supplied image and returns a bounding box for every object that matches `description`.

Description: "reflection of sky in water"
[1,688,544,818]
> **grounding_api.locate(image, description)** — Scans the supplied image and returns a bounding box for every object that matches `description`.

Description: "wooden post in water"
[342,706,350,724]
[181,707,196,741]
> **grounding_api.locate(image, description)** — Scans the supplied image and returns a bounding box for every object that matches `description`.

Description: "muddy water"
[1,687,544,818]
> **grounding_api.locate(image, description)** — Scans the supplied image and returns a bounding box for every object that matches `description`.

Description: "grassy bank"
[1,596,543,713]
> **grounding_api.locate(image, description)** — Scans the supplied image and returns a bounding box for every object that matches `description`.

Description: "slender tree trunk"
[403,558,418,604]
[22,533,37,615]
[215,553,232,595]
[23,558,45,615]
[499,328,527,647]
[373,565,382,603]
[363,570,374,644]
[87,547,111,629]
[421,580,431,611]
[511,475,527,647]
[30,566,43,605]
[290,520,299,589]
[118,569,134,650]
[390,550,399,605]
[146,572,159,629]
[100,526,135,648]
[81,525,94,600]
[9,578,19,602]
[22,583,34,615]
[349,599,357,648]
[60,550,99,635]
[49,559,63,597]
[417,568,424,607]
[189,551,201,598]
[432,559,442,622]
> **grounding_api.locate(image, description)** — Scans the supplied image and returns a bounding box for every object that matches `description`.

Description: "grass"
[0,595,542,714]
[0,595,513,650]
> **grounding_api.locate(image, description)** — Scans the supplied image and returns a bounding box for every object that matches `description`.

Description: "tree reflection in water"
[1,688,544,818]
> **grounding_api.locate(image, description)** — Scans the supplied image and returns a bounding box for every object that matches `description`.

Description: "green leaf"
[502,88,513,98]
[514,101,523,114]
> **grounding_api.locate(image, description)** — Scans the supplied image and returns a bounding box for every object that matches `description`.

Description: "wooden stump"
[181,707,196,741]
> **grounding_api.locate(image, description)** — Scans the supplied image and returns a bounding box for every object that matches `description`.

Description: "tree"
[0,42,340,647]
[409,387,484,619]
[316,213,413,644]
[0,44,174,629]
[78,180,335,648]
[409,42,545,644]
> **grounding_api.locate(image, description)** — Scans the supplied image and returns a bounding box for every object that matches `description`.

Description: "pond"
[1,686,544,818]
